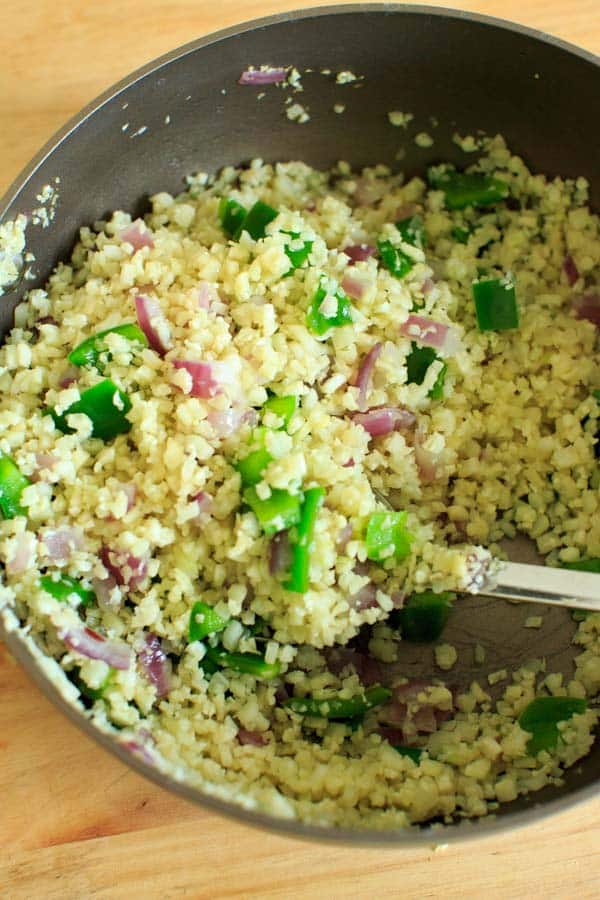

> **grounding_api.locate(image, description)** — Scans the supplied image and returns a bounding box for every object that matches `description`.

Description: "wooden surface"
[1,2,600,897]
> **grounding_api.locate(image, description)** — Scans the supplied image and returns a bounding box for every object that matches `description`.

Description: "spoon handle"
[477,561,600,612]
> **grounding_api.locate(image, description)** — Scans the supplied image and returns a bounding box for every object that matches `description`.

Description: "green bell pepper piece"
[218,197,247,239]
[204,646,280,679]
[406,343,447,400]
[593,389,600,403]
[40,573,96,608]
[284,685,391,720]
[377,239,414,280]
[284,486,325,593]
[428,167,509,210]
[68,323,148,370]
[283,232,313,274]
[188,600,229,642]
[241,201,279,240]
[396,214,426,249]
[365,511,413,562]
[76,669,113,702]
[262,394,297,429]
[306,278,352,336]
[394,746,424,763]
[451,225,472,244]
[562,558,600,573]
[472,277,519,331]
[397,590,455,642]
[519,696,587,755]
[49,379,132,441]
[243,486,303,536]
[0,453,30,519]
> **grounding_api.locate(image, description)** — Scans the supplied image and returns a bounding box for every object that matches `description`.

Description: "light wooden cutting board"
[1,2,600,897]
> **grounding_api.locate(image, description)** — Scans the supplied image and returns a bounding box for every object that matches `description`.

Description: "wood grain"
[1,2,600,897]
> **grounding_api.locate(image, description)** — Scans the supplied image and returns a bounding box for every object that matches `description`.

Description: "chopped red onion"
[119,220,155,252]
[352,342,382,411]
[325,647,383,687]
[172,360,221,398]
[237,728,268,746]
[120,738,155,765]
[269,530,292,574]
[421,277,435,296]
[238,67,288,85]
[343,243,376,263]
[6,532,36,575]
[414,441,439,483]
[139,633,171,699]
[197,281,216,310]
[40,526,84,562]
[391,591,406,609]
[399,314,459,354]
[349,581,379,612]
[135,294,170,356]
[100,546,148,590]
[353,406,416,437]
[342,458,355,468]
[341,271,372,301]
[191,491,212,517]
[336,522,353,550]
[62,626,132,670]
[563,254,579,287]
[92,575,121,612]
[59,365,80,388]
[207,407,249,438]
[574,291,600,327]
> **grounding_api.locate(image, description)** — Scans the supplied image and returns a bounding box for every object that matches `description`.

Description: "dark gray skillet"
[1,4,599,846]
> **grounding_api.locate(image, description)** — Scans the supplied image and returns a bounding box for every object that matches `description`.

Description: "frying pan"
[1,4,599,845]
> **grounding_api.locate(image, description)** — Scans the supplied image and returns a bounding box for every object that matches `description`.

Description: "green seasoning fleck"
[40,573,96,608]
[472,277,519,331]
[306,278,352,336]
[283,232,313,275]
[518,696,587,755]
[365,511,413,562]
[397,590,455,642]
[188,600,229,642]
[49,379,132,441]
[262,394,297,429]
[284,685,391,720]
[428,167,509,210]
[377,239,414,280]
[406,343,447,400]
[68,324,148,370]
[284,486,326,593]
[396,214,426,249]
[241,201,279,240]
[394,746,424,763]
[0,454,30,519]
[204,647,281,679]
[218,197,247,239]
[236,428,273,487]
[243,486,303,536]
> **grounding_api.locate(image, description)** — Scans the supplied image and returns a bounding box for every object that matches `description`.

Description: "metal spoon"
[472,560,600,614]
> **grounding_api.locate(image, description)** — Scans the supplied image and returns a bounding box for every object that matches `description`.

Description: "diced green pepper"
[40,573,96,608]
[397,590,455,642]
[394,746,424,763]
[68,324,148,370]
[218,197,247,239]
[236,447,273,487]
[283,232,313,274]
[562,558,600,573]
[204,646,281,679]
[76,669,113,702]
[406,343,447,400]
[451,225,472,244]
[365,511,413,562]
[396,214,426,249]
[0,453,30,519]
[306,278,353,336]
[241,201,279,240]
[428,167,509,210]
[48,379,132,441]
[188,600,229,642]
[519,696,587,755]
[593,389,600,403]
[472,277,519,331]
[262,394,297,429]
[284,486,325,593]
[243,486,303,536]
[377,239,414,280]
[284,685,391,720]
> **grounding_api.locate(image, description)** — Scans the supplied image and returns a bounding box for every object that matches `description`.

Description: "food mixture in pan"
[1,135,600,829]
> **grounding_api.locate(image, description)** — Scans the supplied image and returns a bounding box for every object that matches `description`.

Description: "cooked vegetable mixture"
[1,134,600,830]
